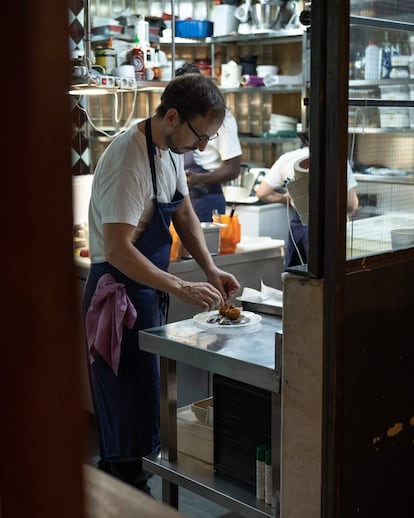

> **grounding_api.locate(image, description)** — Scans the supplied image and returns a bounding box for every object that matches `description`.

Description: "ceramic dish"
[193,310,261,328]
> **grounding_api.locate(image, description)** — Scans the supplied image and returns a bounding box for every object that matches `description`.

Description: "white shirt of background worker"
[256,146,359,268]
[256,147,359,214]
[185,108,242,221]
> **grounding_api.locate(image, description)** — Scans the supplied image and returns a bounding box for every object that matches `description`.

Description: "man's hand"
[175,280,225,312]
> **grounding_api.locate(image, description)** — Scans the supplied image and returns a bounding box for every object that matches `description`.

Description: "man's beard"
[165,133,194,154]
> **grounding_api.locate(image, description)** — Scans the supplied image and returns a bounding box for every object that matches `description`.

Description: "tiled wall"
[69,0,91,175]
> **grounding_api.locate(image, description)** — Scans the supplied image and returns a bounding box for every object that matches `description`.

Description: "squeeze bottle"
[364,40,380,81]
[130,35,145,81]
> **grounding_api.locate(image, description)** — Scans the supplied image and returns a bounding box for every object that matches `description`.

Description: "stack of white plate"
[269,113,298,133]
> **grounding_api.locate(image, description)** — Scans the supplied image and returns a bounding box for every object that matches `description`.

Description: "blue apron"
[285,208,308,269]
[184,151,226,222]
[83,118,184,461]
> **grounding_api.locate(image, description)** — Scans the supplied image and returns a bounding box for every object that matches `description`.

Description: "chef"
[83,74,240,492]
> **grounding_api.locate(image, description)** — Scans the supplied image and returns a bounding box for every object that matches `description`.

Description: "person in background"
[83,74,240,493]
[256,132,358,268]
[175,63,242,222]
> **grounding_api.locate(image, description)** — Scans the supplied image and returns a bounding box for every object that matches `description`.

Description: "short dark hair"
[155,74,226,124]
[175,63,201,76]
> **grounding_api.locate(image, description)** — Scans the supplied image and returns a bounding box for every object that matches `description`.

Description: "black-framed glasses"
[185,119,218,145]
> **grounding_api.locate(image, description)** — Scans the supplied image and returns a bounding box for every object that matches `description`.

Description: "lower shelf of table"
[143,451,278,518]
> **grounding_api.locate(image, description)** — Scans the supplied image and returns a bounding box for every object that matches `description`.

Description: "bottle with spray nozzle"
[130,35,145,81]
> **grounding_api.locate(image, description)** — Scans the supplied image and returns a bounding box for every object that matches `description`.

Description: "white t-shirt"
[88,123,188,263]
[263,146,357,189]
[192,109,242,171]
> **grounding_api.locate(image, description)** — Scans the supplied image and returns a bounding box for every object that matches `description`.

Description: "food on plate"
[219,303,241,321]
[199,309,259,327]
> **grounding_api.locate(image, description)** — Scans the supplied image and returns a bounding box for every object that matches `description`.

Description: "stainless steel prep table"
[139,314,283,518]
[75,245,285,408]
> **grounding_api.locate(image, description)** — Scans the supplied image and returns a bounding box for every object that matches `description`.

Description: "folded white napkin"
[238,280,283,307]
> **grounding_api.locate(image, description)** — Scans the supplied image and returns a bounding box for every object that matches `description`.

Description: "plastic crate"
[175,20,213,38]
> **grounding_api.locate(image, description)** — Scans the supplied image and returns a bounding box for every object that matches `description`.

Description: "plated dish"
[193,310,262,328]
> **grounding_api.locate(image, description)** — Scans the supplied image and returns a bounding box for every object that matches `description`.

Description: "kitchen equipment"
[239,54,258,75]
[240,74,264,86]
[212,214,241,254]
[221,61,242,88]
[256,65,278,77]
[235,0,252,23]
[213,374,273,489]
[179,222,221,258]
[111,65,135,78]
[175,20,213,38]
[213,5,239,36]
[226,166,257,192]
[193,310,261,328]
[251,1,281,30]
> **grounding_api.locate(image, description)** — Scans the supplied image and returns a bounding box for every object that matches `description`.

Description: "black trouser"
[97,458,151,492]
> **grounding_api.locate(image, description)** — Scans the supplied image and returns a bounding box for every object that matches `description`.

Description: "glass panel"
[347,1,414,259]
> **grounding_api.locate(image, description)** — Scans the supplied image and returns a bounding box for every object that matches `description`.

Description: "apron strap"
[145,118,158,196]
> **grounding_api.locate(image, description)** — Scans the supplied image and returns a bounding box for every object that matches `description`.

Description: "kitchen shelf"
[350,15,414,32]
[349,78,414,87]
[85,16,309,169]
[348,127,414,134]
[210,29,304,44]
[143,451,274,518]
[158,28,304,46]
[239,136,300,144]
[220,85,303,94]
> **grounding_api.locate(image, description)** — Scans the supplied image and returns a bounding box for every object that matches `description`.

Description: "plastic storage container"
[177,405,213,464]
[175,20,213,38]
[378,83,410,129]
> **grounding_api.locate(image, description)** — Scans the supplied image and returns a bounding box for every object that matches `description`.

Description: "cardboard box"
[177,406,213,464]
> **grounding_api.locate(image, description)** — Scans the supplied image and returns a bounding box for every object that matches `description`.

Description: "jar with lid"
[95,37,117,73]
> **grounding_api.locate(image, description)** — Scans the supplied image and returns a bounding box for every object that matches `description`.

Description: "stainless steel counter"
[139,314,282,393]
[139,315,282,517]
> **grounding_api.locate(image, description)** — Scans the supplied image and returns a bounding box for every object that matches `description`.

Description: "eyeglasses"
[185,119,218,145]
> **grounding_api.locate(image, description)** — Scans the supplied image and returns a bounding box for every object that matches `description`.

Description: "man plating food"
[83,74,240,493]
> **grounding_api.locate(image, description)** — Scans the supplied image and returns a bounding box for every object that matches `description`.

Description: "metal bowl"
[251,2,281,29]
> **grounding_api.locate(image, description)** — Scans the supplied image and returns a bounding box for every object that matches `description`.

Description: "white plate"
[193,310,262,328]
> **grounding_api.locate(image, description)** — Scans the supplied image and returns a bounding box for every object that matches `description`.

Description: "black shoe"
[97,458,112,474]
[137,481,153,496]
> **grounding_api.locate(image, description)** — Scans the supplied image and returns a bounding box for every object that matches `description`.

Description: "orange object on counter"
[213,214,241,254]
[169,223,180,262]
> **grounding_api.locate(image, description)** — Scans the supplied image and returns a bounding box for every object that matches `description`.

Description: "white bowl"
[256,65,278,78]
